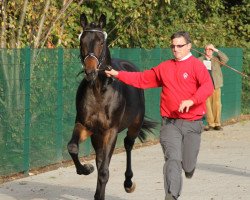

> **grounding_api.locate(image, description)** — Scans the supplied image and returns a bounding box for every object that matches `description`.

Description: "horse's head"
[79,13,109,81]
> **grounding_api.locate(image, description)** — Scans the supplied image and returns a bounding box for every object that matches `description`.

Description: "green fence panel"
[23,47,31,174]
[140,48,162,122]
[220,48,242,121]
[161,48,174,61]
[56,48,64,161]
[109,48,120,59]
[119,48,142,67]
[28,49,58,169]
[0,49,26,175]
[0,47,243,177]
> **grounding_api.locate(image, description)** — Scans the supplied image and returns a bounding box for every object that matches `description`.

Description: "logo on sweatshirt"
[183,72,188,79]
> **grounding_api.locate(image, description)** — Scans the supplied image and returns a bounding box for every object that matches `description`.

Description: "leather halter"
[80,29,107,70]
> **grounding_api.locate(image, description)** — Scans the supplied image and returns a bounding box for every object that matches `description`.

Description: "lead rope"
[191,48,249,79]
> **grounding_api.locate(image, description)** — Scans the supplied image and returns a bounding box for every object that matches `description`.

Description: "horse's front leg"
[124,134,136,193]
[67,122,94,175]
[91,129,118,200]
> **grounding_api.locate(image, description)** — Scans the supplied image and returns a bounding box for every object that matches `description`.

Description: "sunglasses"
[170,43,189,49]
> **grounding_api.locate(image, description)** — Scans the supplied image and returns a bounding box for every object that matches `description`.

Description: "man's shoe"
[165,193,176,200]
[214,126,223,131]
[185,168,195,179]
[204,126,214,131]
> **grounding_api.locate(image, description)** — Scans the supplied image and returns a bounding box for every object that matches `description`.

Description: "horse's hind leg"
[124,134,137,193]
[67,122,94,175]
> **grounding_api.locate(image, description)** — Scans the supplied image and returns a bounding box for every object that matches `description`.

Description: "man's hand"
[105,69,119,77]
[178,100,194,113]
[206,44,219,52]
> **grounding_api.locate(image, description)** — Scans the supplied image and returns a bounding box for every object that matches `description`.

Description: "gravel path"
[0,120,250,200]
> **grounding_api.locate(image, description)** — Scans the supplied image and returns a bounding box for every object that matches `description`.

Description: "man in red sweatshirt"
[105,31,214,200]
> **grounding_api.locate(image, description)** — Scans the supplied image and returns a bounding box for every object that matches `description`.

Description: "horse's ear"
[80,13,88,28]
[99,14,106,29]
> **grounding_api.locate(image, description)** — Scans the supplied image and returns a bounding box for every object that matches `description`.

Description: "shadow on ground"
[197,163,250,178]
[0,180,127,200]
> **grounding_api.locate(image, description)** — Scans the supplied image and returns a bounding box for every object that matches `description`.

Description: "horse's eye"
[98,40,104,46]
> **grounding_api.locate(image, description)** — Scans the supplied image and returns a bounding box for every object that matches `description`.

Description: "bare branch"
[40,0,84,48]
[0,0,7,48]
[17,0,29,48]
[34,0,51,48]
[0,1,10,101]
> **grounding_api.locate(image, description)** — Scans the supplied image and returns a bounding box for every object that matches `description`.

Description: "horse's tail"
[138,118,158,142]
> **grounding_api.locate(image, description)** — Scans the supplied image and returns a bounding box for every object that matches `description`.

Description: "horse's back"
[111,58,140,72]
[109,58,145,131]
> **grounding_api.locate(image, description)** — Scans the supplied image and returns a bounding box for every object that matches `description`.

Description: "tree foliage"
[0,0,248,49]
[0,0,249,113]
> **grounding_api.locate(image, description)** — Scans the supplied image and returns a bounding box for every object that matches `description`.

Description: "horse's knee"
[124,136,135,151]
[67,143,78,154]
[98,168,109,184]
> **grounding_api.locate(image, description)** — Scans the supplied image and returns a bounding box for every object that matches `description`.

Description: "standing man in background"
[199,44,229,131]
[105,31,214,200]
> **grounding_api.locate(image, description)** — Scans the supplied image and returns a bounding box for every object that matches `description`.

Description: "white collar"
[176,52,192,61]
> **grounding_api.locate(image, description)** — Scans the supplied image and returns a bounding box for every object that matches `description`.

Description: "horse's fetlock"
[125,171,133,179]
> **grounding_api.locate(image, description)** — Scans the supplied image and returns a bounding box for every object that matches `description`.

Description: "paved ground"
[0,120,250,200]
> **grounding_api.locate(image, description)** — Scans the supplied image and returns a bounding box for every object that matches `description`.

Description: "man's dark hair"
[171,31,192,44]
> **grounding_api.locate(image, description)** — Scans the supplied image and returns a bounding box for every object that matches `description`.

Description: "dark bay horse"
[67,13,156,200]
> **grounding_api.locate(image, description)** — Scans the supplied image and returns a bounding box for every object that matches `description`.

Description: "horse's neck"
[100,48,113,89]
[104,47,111,66]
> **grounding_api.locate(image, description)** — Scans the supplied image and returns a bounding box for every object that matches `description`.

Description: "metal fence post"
[23,47,31,174]
[56,47,63,161]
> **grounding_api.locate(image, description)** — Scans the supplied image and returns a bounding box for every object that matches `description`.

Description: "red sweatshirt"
[117,55,214,121]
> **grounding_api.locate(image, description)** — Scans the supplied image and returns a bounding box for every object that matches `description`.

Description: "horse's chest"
[83,96,113,131]
[88,102,107,120]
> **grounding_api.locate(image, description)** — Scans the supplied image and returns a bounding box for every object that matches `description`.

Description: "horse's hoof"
[125,182,136,193]
[77,163,94,175]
